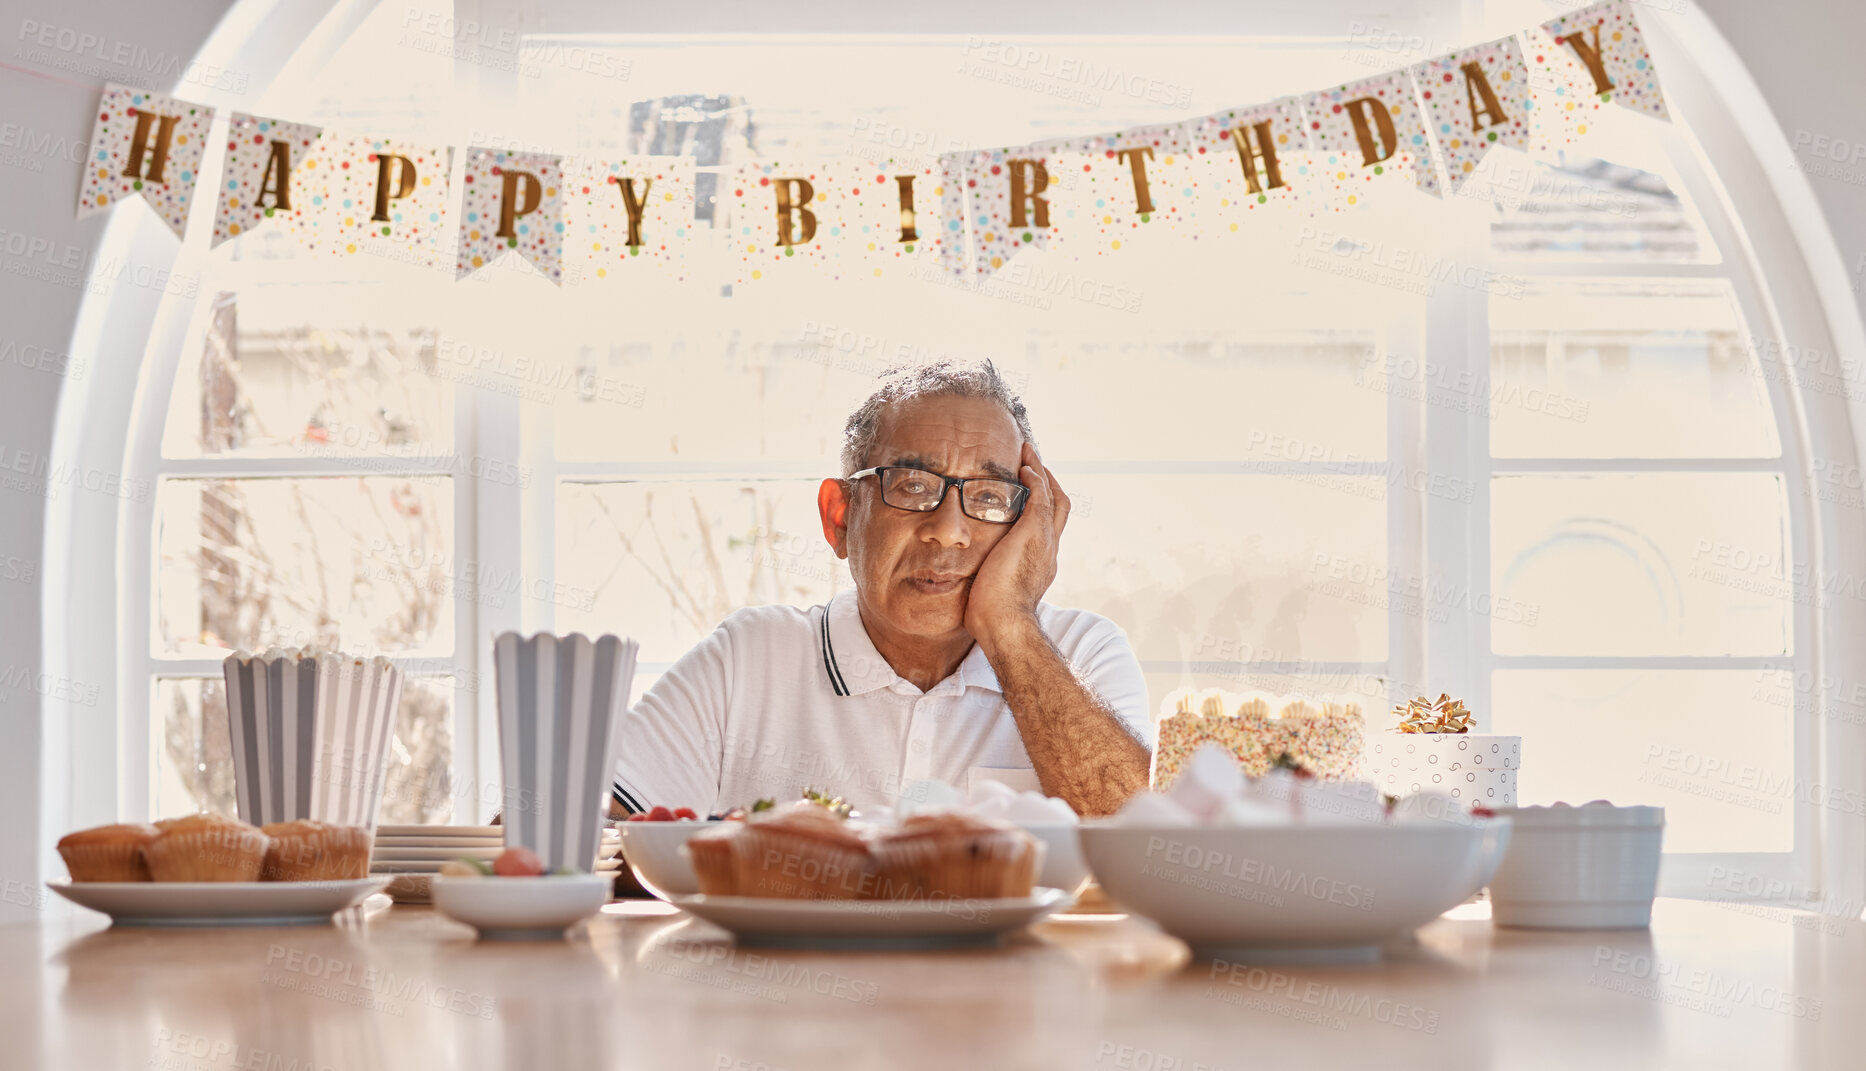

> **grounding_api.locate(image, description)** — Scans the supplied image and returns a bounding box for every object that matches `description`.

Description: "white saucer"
[667,888,1074,949]
[50,878,390,926]
[431,873,611,940]
[376,825,502,838]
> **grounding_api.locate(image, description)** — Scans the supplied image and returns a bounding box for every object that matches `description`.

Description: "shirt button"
[911,739,928,754]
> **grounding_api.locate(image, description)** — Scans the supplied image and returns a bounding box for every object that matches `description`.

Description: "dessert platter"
[51,816,389,926]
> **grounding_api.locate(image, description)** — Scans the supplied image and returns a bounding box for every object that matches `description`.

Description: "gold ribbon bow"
[1392,693,1474,734]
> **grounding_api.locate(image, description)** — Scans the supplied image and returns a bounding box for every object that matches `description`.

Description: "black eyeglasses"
[847,466,1029,524]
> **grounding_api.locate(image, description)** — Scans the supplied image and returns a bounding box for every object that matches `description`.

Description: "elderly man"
[612,361,1151,818]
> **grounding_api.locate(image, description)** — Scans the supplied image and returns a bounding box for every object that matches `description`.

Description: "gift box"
[493,631,639,872]
[1367,734,1521,805]
[222,648,405,828]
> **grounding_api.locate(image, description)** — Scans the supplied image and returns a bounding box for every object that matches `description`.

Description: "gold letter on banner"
[1344,98,1398,167]
[774,178,816,246]
[611,176,653,247]
[1007,159,1050,228]
[496,170,542,239]
[371,153,417,222]
[1460,61,1510,131]
[122,110,180,183]
[257,140,294,212]
[1118,147,1155,215]
[895,175,918,243]
[1557,23,1614,95]
[1229,121,1286,194]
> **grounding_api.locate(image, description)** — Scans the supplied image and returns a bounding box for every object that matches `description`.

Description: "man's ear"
[818,477,851,560]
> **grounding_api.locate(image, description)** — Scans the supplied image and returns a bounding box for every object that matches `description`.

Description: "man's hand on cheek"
[963,441,1070,653]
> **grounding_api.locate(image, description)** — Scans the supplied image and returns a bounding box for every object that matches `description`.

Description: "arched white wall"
[9,0,1865,912]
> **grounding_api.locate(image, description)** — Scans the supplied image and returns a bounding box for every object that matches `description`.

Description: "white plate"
[1079,820,1511,963]
[431,874,611,939]
[376,825,502,838]
[49,878,390,927]
[666,888,1075,949]
[372,835,504,849]
[371,846,503,862]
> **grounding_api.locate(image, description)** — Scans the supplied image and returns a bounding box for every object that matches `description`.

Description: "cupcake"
[144,814,269,882]
[57,823,159,882]
[686,803,872,900]
[260,820,371,881]
[868,812,1039,900]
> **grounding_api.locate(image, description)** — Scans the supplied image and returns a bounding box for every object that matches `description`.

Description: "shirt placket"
[899,688,939,785]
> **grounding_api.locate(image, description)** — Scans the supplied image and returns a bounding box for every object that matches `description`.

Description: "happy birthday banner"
[77,1,1666,286]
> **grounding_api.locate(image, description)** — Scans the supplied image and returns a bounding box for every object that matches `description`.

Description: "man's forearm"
[978,616,1150,816]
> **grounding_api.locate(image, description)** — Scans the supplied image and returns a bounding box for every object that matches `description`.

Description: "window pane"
[1489,280,1777,459]
[555,480,852,662]
[1050,474,1387,664]
[163,294,451,459]
[1494,669,1792,853]
[154,477,454,657]
[1483,156,1713,263]
[153,676,456,825]
[1491,474,1790,656]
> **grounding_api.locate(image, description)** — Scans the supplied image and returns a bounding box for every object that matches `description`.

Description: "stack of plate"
[373,825,624,904]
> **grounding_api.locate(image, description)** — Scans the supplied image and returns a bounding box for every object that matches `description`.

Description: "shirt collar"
[821,589,1004,698]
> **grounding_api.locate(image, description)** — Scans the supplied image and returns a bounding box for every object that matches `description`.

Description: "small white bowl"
[430,873,610,939]
[1080,819,1512,962]
[1487,804,1664,929]
[1018,823,1090,896]
[618,821,719,898]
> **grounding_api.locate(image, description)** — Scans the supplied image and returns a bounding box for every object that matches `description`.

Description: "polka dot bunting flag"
[211,114,322,249]
[77,82,214,239]
[1527,0,1670,151]
[958,146,1078,278]
[303,136,453,268]
[1181,97,1309,233]
[1302,71,1441,207]
[1038,124,1196,258]
[1409,35,1531,195]
[836,156,963,280]
[456,147,565,284]
[563,155,694,282]
[727,160,847,284]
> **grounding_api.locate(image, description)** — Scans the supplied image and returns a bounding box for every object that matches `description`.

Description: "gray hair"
[839,360,1033,476]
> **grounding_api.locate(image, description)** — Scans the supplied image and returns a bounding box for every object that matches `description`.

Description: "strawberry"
[646,805,676,822]
[491,845,545,877]
[673,807,698,820]
[1471,806,1496,818]
[626,813,648,822]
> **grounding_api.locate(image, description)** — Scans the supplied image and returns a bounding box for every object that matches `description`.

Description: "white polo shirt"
[612,589,1152,816]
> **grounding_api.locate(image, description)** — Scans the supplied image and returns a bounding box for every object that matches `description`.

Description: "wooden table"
[4,896,1860,1070]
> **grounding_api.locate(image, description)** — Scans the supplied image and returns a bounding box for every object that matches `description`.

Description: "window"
[105,7,1856,903]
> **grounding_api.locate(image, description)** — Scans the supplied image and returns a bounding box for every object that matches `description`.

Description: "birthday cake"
[1151,688,1364,787]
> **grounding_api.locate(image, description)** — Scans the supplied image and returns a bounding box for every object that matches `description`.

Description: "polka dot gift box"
[456,147,565,284]
[1302,70,1441,209]
[77,82,215,238]
[1409,35,1530,195]
[1369,694,1521,805]
[212,113,322,248]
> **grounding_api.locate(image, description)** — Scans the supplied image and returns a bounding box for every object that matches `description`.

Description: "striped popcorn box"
[493,632,639,872]
[222,648,405,829]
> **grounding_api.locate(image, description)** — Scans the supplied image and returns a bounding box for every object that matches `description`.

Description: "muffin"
[57,823,159,882]
[144,814,270,882]
[260,820,371,881]
[868,812,1039,900]
[686,803,872,900]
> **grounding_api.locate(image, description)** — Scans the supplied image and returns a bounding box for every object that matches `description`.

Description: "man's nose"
[917,490,972,548]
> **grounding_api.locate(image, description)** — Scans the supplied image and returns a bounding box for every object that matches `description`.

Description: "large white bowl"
[1079,819,1512,962]
[619,821,718,898]
[431,873,610,939]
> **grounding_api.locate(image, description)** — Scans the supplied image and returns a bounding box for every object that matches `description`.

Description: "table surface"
[3,895,1860,1071]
